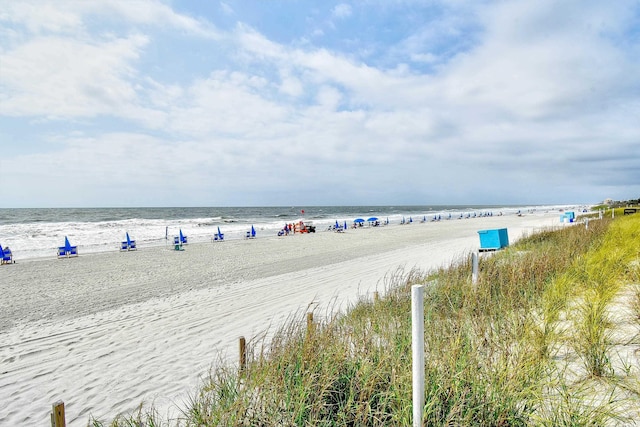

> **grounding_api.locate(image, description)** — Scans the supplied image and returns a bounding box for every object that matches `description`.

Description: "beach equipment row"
[2,212,517,262]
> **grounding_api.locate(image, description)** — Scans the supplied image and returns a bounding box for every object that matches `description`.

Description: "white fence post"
[412,285,425,427]
[471,252,479,286]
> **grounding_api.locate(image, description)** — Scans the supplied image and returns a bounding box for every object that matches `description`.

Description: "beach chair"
[1,244,13,265]
[245,225,256,239]
[174,229,188,245]
[120,232,137,251]
[213,226,224,241]
[57,236,78,258]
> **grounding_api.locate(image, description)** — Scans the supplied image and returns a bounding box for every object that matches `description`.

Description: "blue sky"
[1,0,639,208]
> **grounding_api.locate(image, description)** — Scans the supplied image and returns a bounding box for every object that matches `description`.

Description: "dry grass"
[92,213,640,426]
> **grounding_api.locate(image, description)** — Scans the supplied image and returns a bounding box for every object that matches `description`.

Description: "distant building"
[603,198,613,205]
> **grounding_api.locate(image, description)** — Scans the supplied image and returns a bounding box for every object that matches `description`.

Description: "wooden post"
[239,336,246,373]
[306,312,314,334]
[51,401,66,427]
[374,291,379,303]
[412,285,425,427]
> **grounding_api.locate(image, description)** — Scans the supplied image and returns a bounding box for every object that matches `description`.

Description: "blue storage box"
[478,228,509,250]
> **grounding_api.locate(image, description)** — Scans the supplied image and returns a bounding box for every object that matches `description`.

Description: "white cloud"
[332,4,352,19]
[0,0,219,38]
[0,34,148,118]
[1,0,639,207]
[220,2,234,16]
[0,1,84,35]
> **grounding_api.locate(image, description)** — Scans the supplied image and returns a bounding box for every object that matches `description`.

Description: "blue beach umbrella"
[367,217,378,222]
[64,236,71,249]
[217,226,222,235]
[354,218,365,224]
[335,220,339,229]
[344,221,347,230]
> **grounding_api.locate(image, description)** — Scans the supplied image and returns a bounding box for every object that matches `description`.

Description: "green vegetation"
[93,214,640,426]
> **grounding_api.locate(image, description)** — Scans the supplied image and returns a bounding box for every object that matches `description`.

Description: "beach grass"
[92,213,640,426]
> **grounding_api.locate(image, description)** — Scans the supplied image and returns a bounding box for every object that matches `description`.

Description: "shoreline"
[0,204,582,262]
[0,212,563,425]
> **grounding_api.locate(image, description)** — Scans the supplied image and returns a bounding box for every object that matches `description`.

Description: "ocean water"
[0,205,567,261]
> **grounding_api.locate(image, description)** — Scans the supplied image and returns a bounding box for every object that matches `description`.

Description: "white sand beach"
[0,212,563,425]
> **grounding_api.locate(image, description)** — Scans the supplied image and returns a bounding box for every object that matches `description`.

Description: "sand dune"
[0,212,562,425]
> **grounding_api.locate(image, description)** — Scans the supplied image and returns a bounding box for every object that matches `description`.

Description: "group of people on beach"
[278,221,315,236]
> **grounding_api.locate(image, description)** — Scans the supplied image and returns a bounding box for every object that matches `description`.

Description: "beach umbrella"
[367,217,378,222]
[344,221,347,230]
[251,225,256,236]
[64,236,70,248]
[354,218,365,223]
[335,220,339,229]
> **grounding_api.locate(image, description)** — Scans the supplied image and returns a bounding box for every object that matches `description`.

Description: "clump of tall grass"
[96,214,640,426]
[572,290,614,378]
[565,215,640,378]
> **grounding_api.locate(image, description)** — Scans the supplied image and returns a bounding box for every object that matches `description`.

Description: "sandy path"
[0,213,560,425]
